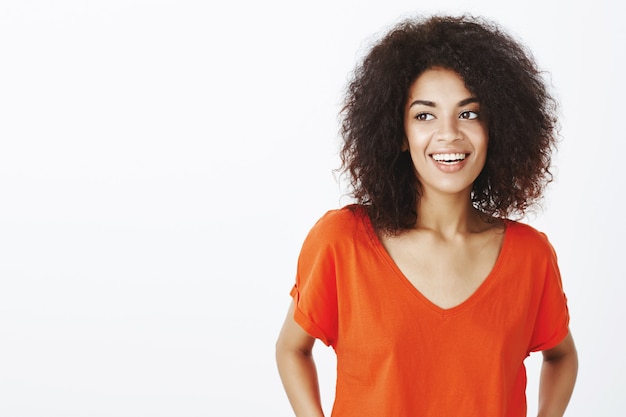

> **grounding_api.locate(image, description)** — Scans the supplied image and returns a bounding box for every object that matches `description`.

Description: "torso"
[379,219,506,310]
[292,206,569,416]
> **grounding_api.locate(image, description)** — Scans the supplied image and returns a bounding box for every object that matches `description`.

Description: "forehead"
[407,67,473,101]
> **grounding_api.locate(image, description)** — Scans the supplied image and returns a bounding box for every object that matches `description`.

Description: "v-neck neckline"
[364,214,512,316]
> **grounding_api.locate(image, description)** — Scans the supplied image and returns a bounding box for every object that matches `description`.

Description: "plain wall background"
[0,0,623,415]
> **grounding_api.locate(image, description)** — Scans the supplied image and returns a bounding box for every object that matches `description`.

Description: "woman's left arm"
[537,330,578,417]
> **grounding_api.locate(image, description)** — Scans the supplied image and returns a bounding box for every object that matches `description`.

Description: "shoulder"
[505,220,556,258]
[302,204,371,248]
[296,205,371,273]
[308,204,368,236]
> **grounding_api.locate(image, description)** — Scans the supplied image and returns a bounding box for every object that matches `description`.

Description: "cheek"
[405,130,429,151]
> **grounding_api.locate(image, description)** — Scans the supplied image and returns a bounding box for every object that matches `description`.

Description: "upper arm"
[276,301,316,355]
[542,329,577,361]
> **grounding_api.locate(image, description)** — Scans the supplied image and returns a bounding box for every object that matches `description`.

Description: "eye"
[415,112,434,121]
[459,111,479,120]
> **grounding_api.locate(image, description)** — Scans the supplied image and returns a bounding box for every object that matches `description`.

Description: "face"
[404,67,488,199]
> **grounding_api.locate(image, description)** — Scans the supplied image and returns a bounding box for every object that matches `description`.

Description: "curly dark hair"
[340,14,559,233]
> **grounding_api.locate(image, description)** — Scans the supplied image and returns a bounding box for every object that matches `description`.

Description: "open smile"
[430,153,468,165]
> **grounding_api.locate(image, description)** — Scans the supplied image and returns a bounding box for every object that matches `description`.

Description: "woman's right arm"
[275,301,325,417]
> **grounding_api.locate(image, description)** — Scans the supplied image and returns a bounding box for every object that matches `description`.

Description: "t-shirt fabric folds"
[290,205,569,417]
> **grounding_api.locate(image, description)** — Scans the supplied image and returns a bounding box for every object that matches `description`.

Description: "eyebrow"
[408,97,479,108]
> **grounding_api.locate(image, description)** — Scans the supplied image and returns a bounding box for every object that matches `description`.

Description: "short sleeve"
[290,213,339,347]
[528,240,570,352]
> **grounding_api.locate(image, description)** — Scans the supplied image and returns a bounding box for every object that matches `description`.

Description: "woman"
[276,15,577,417]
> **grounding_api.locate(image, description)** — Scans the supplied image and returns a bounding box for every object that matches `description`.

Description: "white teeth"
[432,153,467,162]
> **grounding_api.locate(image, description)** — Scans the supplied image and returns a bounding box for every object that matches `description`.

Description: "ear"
[401,137,409,152]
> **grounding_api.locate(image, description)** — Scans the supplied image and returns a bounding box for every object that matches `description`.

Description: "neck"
[415,190,484,237]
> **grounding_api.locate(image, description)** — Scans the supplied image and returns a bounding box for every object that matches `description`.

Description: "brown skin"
[275,301,324,417]
[538,331,578,417]
[383,67,503,310]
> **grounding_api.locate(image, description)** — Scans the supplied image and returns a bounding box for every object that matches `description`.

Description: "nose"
[435,117,461,142]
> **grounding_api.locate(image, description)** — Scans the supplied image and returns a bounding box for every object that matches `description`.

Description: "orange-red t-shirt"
[290,205,569,417]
